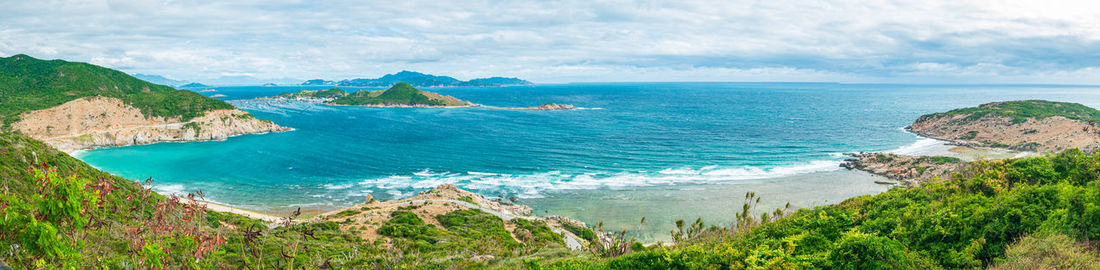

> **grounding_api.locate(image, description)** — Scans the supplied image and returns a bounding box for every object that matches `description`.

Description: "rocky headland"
[12,96,290,153]
[312,184,591,251]
[908,100,1100,153]
[846,100,1099,185]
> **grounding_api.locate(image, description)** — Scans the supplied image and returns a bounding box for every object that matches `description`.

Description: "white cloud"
[1,0,1098,83]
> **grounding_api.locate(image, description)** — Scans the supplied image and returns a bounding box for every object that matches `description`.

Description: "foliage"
[511,218,564,246]
[562,222,597,242]
[328,82,450,106]
[920,100,1100,124]
[991,232,1100,269]
[537,149,1100,269]
[0,54,234,129]
[436,209,518,246]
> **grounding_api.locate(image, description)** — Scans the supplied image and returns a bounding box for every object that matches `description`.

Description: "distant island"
[302,70,533,88]
[261,82,477,107]
[179,82,211,88]
[132,73,188,87]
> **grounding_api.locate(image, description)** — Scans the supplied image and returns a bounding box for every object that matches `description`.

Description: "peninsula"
[0,54,289,153]
[261,82,478,107]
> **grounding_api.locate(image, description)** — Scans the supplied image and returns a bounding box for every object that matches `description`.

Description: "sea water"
[76,82,1100,240]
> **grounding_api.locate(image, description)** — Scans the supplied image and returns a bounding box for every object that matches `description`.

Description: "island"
[260,82,478,107]
[0,54,289,153]
[179,82,211,88]
[307,70,534,88]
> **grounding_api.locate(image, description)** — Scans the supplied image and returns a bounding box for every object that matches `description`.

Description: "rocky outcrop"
[12,96,290,153]
[495,103,577,110]
[909,106,1100,153]
[314,184,589,249]
[841,152,965,186]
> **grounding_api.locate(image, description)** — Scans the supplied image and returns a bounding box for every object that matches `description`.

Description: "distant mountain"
[133,73,188,86]
[302,79,335,86]
[312,71,533,88]
[179,82,210,88]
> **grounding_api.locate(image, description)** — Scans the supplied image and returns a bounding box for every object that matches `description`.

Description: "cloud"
[1,0,1099,83]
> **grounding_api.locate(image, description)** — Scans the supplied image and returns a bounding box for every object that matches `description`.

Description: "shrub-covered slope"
[328,82,474,106]
[532,149,1100,269]
[0,54,233,128]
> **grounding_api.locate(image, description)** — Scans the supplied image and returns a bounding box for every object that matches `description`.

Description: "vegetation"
[328,82,469,106]
[920,100,1100,124]
[990,232,1100,269]
[0,54,234,129]
[530,149,1100,269]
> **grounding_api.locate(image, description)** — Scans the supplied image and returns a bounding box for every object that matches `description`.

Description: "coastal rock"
[495,103,577,110]
[908,100,1100,153]
[12,96,290,153]
[840,152,964,186]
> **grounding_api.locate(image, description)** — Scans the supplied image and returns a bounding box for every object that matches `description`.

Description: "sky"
[2,0,1100,84]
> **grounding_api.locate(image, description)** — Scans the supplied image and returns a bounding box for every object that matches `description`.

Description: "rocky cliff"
[12,96,290,153]
[909,112,1100,153]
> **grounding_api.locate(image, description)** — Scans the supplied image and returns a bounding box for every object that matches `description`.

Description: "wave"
[348,160,842,199]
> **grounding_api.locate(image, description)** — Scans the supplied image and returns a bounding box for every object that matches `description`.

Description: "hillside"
[0,54,234,129]
[0,54,288,152]
[4,129,1099,268]
[327,82,476,107]
[320,71,533,88]
[909,100,1100,152]
[0,132,585,268]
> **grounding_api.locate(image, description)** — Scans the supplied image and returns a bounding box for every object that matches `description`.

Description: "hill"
[326,83,476,107]
[0,54,288,152]
[318,71,533,88]
[0,54,233,129]
[908,100,1100,152]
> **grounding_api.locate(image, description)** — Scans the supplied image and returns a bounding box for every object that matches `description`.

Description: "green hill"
[0,54,234,129]
[919,100,1100,124]
[327,82,473,106]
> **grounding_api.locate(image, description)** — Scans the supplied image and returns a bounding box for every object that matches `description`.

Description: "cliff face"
[908,114,1100,153]
[12,96,290,153]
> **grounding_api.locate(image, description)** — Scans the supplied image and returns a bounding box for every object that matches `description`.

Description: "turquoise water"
[78,83,1100,213]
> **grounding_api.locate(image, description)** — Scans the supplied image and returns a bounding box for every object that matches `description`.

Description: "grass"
[328,82,449,106]
[0,54,234,130]
[991,232,1100,269]
[920,100,1100,125]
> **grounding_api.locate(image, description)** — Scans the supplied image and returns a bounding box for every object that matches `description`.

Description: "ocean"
[75,82,1100,240]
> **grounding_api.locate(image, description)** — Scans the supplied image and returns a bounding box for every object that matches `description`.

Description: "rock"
[470,254,495,262]
[365,194,375,204]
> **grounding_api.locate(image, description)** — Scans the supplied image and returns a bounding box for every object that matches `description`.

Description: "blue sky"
[2,0,1099,84]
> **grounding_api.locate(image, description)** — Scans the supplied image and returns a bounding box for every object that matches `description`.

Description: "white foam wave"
[353,160,842,198]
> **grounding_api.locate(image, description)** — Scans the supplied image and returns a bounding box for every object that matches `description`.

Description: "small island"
[179,82,210,88]
[908,100,1100,152]
[259,82,478,107]
[494,103,577,110]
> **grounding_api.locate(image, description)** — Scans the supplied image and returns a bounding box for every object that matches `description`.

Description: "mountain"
[327,83,476,107]
[179,82,210,88]
[301,79,335,86]
[132,73,188,86]
[313,71,533,87]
